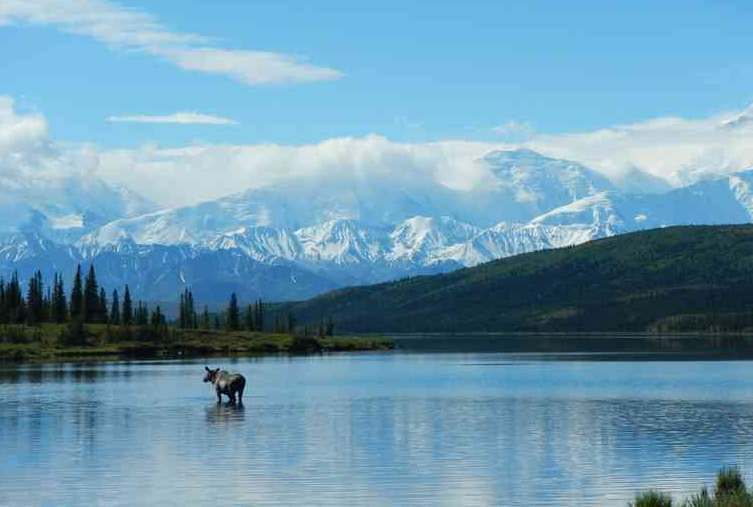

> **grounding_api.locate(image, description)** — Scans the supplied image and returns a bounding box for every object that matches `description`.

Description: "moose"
[203,366,246,404]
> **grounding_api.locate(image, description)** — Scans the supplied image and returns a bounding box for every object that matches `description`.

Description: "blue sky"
[2,0,753,149]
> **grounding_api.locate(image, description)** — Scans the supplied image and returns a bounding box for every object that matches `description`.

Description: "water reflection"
[2,354,753,506]
[205,402,246,427]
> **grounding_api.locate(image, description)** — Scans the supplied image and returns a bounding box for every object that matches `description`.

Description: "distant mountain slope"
[290,225,753,333]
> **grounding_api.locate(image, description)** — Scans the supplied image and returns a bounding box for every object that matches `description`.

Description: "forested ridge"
[290,225,753,333]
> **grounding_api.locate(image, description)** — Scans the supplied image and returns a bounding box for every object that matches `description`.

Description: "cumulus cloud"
[0,0,342,85]
[107,112,237,125]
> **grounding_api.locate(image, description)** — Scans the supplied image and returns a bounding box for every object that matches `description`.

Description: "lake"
[3,348,753,506]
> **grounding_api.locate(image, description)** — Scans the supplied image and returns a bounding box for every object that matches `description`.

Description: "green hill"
[290,225,753,333]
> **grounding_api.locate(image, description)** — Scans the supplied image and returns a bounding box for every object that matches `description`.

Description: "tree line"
[0,265,162,327]
[0,265,334,336]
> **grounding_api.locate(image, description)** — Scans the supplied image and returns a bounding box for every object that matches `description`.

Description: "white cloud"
[0,0,342,85]
[4,95,753,210]
[527,106,753,186]
[107,112,238,125]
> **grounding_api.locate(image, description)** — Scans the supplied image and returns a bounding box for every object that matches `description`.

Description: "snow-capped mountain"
[0,172,155,241]
[4,148,753,303]
[79,148,615,249]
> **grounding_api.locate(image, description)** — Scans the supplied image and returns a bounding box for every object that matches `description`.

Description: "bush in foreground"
[631,469,753,507]
[631,491,673,507]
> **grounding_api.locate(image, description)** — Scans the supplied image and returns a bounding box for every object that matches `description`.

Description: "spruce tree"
[122,285,133,325]
[227,293,240,331]
[70,265,83,319]
[287,312,297,334]
[179,292,186,328]
[187,291,196,328]
[110,290,120,325]
[244,304,255,332]
[82,265,99,323]
[98,288,108,324]
[51,273,68,324]
[200,305,210,329]
[326,316,334,337]
[26,271,44,325]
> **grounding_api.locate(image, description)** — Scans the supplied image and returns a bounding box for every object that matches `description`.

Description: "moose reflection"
[203,366,246,404]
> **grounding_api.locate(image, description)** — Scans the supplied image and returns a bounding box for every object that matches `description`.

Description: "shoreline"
[0,324,393,363]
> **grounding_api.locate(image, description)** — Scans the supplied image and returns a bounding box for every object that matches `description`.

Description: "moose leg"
[216,390,222,404]
[238,385,244,405]
[228,392,236,404]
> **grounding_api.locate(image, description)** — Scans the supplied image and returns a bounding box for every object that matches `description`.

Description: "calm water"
[3,352,753,506]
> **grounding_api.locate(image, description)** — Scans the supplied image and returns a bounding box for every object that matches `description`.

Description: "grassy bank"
[0,323,392,362]
[631,467,752,506]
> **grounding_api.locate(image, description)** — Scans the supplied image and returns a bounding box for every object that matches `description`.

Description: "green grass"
[0,323,392,362]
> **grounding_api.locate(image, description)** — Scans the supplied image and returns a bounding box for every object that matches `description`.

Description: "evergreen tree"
[179,291,186,328]
[122,285,133,325]
[187,290,196,328]
[135,301,149,326]
[52,274,68,324]
[254,299,265,332]
[70,265,83,319]
[213,314,221,330]
[200,305,210,329]
[82,265,99,323]
[326,316,335,337]
[98,288,108,324]
[110,290,120,325]
[0,277,5,324]
[151,305,166,327]
[26,271,44,325]
[244,304,255,332]
[227,293,240,331]
[287,312,297,334]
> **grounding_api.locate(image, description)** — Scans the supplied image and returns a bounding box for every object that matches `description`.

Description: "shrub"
[681,488,712,507]
[59,318,90,347]
[630,491,673,507]
[716,468,747,498]
[288,333,322,354]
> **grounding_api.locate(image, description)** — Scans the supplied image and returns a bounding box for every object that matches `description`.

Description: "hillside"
[290,225,753,333]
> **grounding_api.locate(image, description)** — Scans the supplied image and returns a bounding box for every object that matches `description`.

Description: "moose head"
[203,366,221,383]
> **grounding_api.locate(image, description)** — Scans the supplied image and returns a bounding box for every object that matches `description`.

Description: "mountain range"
[2,148,753,303]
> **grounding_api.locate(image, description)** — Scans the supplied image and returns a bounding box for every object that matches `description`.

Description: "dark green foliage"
[122,285,133,326]
[69,265,83,319]
[291,225,753,333]
[60,318,90,347]
[52,274,68,324]
[98,288,108,324]
[226,293,240,331]
[0,272,25,324]
[200,305,210,329]
[716,468,746,498]
[630,491,673,507]
[633,469,753,507]
[135,301,149,326]
[178,289,197,329]
[25,271,44,325]
[244,304,255,332]
[289,332,322,354]
[110,290,120,325]
[82,265,99,323]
